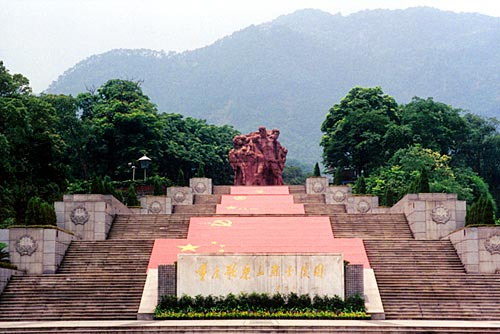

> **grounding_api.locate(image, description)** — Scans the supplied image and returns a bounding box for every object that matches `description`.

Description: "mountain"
[46,7,500,163]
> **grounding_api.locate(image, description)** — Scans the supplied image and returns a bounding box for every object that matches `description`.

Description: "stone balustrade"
[448,226,500,274]
[390,193,466,240]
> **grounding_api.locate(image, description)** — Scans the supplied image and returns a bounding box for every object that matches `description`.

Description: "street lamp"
[128,162,137,181]
[138,155,152,180]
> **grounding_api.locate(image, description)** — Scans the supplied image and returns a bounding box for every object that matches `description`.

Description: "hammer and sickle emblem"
[210,219,233,227]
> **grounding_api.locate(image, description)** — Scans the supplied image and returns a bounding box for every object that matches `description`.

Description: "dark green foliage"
[125,185,140,207]
[385,187,396,207]
[24,197,56,226]
[151,175,165,196]
[313,163,321,177]
[333,167,342,185]
[283,160,312,185]
[408,168,430,194]
[466,195,496,226]
[157,292,365,314]
[0,242,9,263]
[195,163,206,178]
[353,176,367,195]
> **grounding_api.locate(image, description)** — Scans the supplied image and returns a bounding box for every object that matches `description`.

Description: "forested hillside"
[46,7,500,162]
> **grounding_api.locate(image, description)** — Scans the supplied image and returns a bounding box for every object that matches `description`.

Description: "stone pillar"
[5,227,74,274]
[326,186,352,205]
[449,226,500,274]
[167,187,193,205]
[190,178,212,195]
[390,193,466,240]
[346,196,379,214]
[55,194,132,240]
[139,196,172,214]
[158,264,177,302]
[306,177,329,194]
[344,264,364,298]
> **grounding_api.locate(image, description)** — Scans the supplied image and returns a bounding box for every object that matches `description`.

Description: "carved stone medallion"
[431,205,451,224]
[312,182,325,193]
[485,234,500,255]
[70,206,89,225]
[357,200,371,213]
[333,190,346,202]
[173,191,186,203]
[149,201,163,214]
[194,182,207,194]
[15,235,37,256]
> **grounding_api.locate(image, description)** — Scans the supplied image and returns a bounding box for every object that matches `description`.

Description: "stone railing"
[55,194,132,240]
[0,227,74,274]
[390,193,466,240]
[448,226,500,274]
[1,267,21,294]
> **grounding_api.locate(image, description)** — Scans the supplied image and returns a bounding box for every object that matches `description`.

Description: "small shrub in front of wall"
[154,293,368,320]
[24,197,56,226]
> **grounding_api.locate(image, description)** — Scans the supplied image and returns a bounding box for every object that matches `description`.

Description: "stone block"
[190,178,212,195]
[167,187,193,205]
[177,253,344,298]
[345,264,364,298]
[94,202,106,212]
[306,177,329,194]
[0,229,9,244]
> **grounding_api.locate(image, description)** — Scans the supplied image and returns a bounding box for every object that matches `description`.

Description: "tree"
[333,168,342,185]
[321,87,400,176]
[401,97,466,155]
[313,163,321,177]
[354,176,367,195]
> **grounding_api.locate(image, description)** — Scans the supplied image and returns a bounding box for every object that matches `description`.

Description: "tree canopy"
[321,86,500,216]
[0,63,239,226]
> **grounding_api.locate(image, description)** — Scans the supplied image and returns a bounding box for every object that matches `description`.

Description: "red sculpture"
[229,127,288,185]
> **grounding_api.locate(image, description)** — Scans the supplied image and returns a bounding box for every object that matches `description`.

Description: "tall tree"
[321,87,400,176]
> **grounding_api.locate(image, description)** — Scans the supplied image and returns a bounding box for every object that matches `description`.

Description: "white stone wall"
[55,194,131,240]
[167,187,193,205]
[139,196,172,214]
[190,178,212,195]
[7,227,74,274]
[306,177,329,194]
[325,186,352,205]
[390,193,466,240]
[0,267,20,294]
[177,253,344,298]
[449,226,500,274]
[346,196,379,214]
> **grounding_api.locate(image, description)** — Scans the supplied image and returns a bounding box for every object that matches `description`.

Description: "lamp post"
[138,155,152,181]
[128,162,137,181]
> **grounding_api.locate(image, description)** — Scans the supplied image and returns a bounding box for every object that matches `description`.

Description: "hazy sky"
[1,0,499,92]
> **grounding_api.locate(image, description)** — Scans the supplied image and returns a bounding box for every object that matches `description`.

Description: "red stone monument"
[229,126,287,186]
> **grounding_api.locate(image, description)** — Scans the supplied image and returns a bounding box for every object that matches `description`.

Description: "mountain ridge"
[46,7,500,163]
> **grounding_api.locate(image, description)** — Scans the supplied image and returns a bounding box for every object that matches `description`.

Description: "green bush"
[24,197,56,226]
[466,194,496,226]
[125,184,141,207]
[156,292,366,317]
[0,242,9,263]
[313,163,321,177]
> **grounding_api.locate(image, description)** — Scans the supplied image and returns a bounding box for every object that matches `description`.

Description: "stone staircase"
[0,240,154,321]
[108,214,190,240]
[330,213,412,239]
[364,239,500,320]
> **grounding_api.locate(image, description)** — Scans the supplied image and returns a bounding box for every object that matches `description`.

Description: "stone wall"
[4,227,74,274]
[346,195,379,214]
[448,226,500,274]
[167,187,194,205]
[325,186,352,205]
[190,178,212,195]
[139,196,172,214]
[55,194,132,240]
[390,193,466,240]
[306,177,329,194]
[0,267,20,295]
[177,253,344,298]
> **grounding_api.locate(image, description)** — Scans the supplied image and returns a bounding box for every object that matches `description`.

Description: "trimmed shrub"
[354,176,366,194]
[125,184,140,207]
[25,197,56,226]
[333,167,342,185]
[313,163,321,177]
